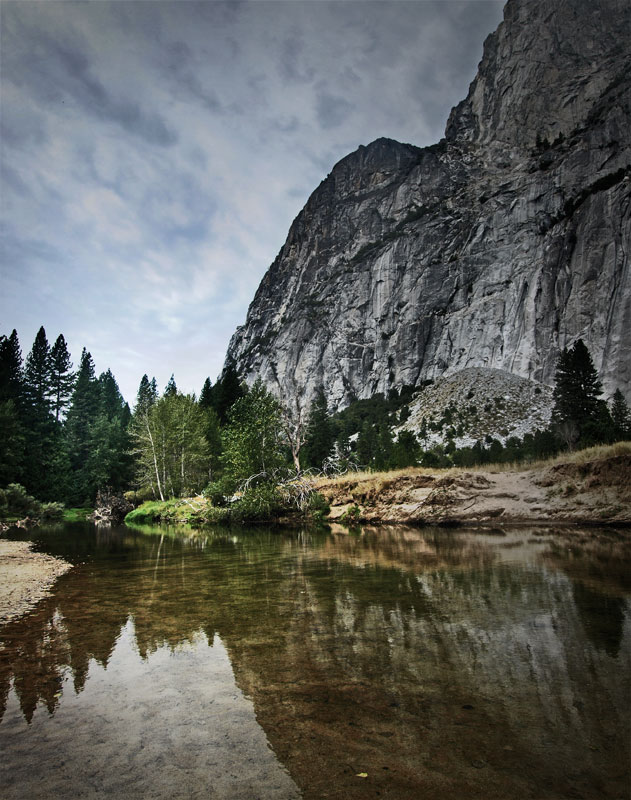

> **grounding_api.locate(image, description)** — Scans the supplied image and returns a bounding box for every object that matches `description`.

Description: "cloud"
[315,88,355,130]
[0,0,505,403]
[3,5,177,147]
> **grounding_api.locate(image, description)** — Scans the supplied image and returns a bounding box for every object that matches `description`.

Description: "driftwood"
[91,489,133,524]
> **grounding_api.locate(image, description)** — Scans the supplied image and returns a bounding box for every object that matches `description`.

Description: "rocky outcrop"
[398,367,554,448]
[227,0,631,411]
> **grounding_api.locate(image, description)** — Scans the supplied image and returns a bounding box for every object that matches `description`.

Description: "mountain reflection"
[0,524,629,799]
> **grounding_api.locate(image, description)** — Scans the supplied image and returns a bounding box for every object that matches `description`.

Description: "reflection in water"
[0,523,629,799]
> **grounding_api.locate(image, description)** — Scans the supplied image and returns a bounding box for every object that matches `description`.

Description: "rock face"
[398,367,554,449]
[226,0,631,411]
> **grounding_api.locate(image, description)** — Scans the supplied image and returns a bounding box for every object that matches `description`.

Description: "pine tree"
[302,390,335,470]
[134,374,158,417]
[22,327,59,498]
[390,430,420,468]
[93,370,134,491]
[164,374,178,397]
[214,361,245,424]
[23,326,52,416]
[357,421,378,468]
[552,339,603,448]
[610,389,631,440]
[0,330,25,485]
[49,334,75,422]
[199,377,214,410]
[65,349,101,503]
[0,329,24,405]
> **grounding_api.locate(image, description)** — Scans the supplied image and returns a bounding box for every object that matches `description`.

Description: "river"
[0,522,629,799]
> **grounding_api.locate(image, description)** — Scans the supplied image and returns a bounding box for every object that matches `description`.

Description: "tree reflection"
[0,523,629,799]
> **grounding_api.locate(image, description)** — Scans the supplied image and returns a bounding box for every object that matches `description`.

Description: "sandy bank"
[0,540,71,626]
[317,451,631,527]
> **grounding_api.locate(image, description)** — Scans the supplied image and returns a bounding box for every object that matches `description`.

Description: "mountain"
[226,0,631,412]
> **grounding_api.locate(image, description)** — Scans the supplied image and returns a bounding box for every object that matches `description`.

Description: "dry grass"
[491,440,631,473]
[313,466,437,490]
[313,442,631,486]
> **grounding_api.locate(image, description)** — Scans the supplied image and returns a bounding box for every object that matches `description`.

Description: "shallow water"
[0,522,629,799]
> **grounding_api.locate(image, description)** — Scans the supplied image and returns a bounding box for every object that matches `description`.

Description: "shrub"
[4,483,41,517]
[307,491,330,521]
[203,478,234,507]
[230,484,285,523]
[340,504,361,524]
[40,502,65,521]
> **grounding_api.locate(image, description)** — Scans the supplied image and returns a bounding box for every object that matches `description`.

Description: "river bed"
[0,522,629,799]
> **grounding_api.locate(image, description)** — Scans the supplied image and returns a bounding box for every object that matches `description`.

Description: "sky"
[0,0,505,406]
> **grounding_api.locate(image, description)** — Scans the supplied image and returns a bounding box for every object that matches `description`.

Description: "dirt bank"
[0,540,71,626]
[317,452,631,527]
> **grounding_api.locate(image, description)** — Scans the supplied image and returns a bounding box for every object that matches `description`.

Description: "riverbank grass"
[63,507,93,522]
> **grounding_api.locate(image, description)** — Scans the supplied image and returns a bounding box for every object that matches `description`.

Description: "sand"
[0,539,71,626]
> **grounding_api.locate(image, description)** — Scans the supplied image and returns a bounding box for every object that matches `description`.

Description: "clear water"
[0,522,629,799]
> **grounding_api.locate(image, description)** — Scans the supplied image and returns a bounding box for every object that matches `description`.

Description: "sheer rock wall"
[227,0,631,410]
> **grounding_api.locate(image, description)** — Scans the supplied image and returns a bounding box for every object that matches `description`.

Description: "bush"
[307,491,330,521]
[40,502,65,521]
[230,484,285,523]
[340,504,361,524]
[3,483,42,517]
[203,478,235,507]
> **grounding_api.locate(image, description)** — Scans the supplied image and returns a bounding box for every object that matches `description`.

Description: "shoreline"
[316,451,631,528]
[0,540,71,627]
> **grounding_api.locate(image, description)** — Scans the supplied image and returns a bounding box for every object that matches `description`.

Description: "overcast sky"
[1,0,504,406]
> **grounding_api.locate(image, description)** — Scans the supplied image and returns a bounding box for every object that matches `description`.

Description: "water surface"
[1,522,629,799]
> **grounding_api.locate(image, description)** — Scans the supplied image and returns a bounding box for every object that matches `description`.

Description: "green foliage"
[131,391,211,500]
[610,389,631,440]
[49,334,75,422]
[213,361,247,424]
[0,330,23,406]
[307,491,330,521]
[63,507,93,522]
[134,374,158,416]
[229,484,285,523]
[0,483,63,520]
[552,339,607,448]
[40,501,64,520]
[302,390,335,470]
[164,374,178,397]
[221,380,287,490]
[0,399,25,486]
[340,504,361,524]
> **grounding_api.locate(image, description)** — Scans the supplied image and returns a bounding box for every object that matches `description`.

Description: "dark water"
[0,522,629,800]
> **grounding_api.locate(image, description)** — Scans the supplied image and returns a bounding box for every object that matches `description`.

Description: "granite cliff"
[226,0,631,411]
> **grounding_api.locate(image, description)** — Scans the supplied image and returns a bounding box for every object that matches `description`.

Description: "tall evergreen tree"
[356,421,378,467]
[22,327,59,498]
[610,389,631,440]
[93,370,134,491]
[164,374,178,397]
[302,390,335,470]
[552,339,603,448]
[214,361,245,424]
[65,349,101,503]
[23,326,52,415]
[134,374,158,417]
[0,330,25,485]
[0,329,24,405]
[49,335,75,422]
[199,377,214,410]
